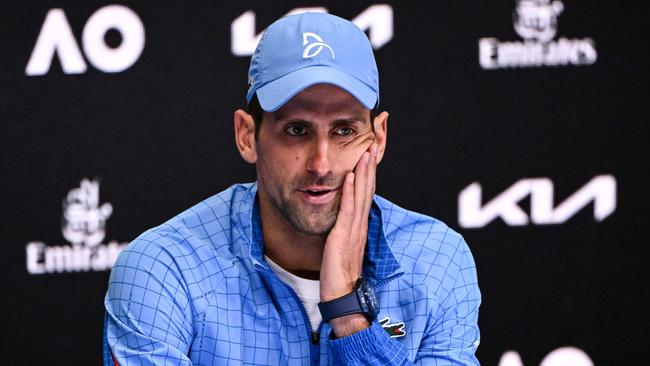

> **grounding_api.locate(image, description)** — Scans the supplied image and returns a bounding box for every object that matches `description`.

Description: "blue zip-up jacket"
[104,183,480,365]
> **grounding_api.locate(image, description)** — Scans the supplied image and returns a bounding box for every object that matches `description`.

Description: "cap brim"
[255,66,378,112]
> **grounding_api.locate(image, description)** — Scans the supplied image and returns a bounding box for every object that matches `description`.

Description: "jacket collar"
[239,182,403,284]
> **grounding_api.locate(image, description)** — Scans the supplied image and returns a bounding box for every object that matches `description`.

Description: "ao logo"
[458,175,616,228]
[231,5,393,56]
[302,32,335,59]
[513,0,564,43]
[26,5,145,75]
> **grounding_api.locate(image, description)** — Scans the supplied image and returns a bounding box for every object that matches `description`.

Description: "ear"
[234,109,257,164]
[372,111,388,164]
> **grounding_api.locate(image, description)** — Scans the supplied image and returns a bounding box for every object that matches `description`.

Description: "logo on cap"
[302,32,335,59]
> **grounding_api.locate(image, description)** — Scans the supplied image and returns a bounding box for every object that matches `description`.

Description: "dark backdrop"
[2,1,648,365]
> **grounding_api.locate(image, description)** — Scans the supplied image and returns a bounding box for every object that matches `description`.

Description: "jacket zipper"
[259,265,320,363]
[374,271,403,289]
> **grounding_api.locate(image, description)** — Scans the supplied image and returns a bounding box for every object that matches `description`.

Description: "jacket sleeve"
[414,238,481,365]
[329,238,481,366]
[103,234,194,366]
[329,321,410,365]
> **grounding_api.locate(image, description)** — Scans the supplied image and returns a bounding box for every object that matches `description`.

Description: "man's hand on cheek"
[320,143,377,337]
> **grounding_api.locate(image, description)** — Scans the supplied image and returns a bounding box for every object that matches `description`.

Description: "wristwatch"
[318,278,379,322]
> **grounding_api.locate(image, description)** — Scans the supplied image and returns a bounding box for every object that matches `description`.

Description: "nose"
[305,136,331,177]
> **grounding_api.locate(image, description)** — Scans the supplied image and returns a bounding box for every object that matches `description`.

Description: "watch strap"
[318,288,363,322]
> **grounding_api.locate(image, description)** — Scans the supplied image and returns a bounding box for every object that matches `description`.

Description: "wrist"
[320,278,357,302]
[329,313,370,338]
[318,278,379,329]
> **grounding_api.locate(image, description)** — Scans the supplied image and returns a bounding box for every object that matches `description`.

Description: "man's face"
[254,84,379,236]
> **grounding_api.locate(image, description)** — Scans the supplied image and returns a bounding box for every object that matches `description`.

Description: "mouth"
[297,187,339,204]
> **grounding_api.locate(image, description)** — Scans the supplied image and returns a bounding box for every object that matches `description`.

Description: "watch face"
[360,280,379,319]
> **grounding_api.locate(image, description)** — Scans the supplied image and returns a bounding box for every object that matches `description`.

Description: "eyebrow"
[331,118,367,127]
[279,117,367,129]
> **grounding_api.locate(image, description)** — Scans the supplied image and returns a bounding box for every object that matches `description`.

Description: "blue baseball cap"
[246,12,379,112]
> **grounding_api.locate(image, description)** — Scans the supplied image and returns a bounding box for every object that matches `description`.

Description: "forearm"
[330,313,371,338]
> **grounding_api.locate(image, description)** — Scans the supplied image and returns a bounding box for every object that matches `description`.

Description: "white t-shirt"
[265,256,322,332]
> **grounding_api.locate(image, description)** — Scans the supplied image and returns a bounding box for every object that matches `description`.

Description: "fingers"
[353,151,370,228]
[331,143,378,239]
[338,172,355,225]
[352,144,378,233]
[364,144,377,216]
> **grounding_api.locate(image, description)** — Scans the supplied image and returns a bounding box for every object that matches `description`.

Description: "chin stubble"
[278,195,338,236]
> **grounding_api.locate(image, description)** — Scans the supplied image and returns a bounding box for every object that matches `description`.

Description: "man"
[104,12,480,365]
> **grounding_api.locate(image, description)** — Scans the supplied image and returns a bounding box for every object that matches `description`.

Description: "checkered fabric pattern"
[104,183,480,365]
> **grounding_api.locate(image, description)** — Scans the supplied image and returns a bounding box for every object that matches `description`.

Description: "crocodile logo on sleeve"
[379,317,406,338]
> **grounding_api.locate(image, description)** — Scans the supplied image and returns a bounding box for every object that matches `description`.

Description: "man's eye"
[334,127,355,136]
[285,125,308,136]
